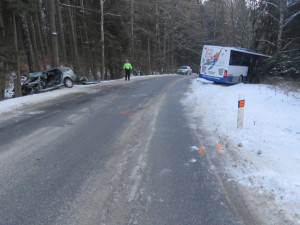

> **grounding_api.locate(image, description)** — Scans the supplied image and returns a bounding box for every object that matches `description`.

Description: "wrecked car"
[77,76,100,85]
[21,67,77,95]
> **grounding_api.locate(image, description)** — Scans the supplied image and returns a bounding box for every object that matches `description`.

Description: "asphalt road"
[0,75,258,225]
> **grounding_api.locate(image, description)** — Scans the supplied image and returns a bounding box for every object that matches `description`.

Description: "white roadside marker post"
[237,94,245,129]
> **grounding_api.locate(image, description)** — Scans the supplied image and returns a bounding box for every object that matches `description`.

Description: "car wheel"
[64,78,73,88]
[32,86,40,94]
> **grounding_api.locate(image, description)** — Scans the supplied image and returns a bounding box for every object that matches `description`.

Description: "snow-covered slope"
[184,78,300,224]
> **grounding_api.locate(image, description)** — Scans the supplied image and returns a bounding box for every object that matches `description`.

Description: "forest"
[0,0,299,100]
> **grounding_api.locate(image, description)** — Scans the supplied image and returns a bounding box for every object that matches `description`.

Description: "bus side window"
[230,51,243,66]
[242,53,250,66]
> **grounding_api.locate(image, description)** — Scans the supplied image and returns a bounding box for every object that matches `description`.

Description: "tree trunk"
[0,7,5,100]
[66,0,79,71]
[276,0,285,58]
[37,0,50,66]
[213,4,220,45]
[0,62,4,101]
[55,0,67,64]
[27,14,41,71]
[131,0,134,60]
[80,0,94,79]
[13,11,21,97]
[148,37,152,74]
[155,0,161,73]
[171,33,175,72]
[162,25,167,73]
[100,0,105,80]
[47,0,59,68]
[19,11,36,72]
[34,0,45,68]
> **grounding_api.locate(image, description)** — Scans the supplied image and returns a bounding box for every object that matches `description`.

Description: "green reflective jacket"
[123,62,132,70]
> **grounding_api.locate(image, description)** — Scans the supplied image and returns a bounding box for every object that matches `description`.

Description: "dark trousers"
[125,69,131,80]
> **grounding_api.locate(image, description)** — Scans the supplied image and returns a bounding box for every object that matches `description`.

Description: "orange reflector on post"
[238,100,245,108]
[237,94,245,128]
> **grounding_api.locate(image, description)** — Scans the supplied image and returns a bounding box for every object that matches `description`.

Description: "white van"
[199,45,269,84]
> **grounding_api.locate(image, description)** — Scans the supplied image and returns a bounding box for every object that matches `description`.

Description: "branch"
[261,1,279,9]
[284,11,300,27]
[257,39,277,46]
[60,3,121,17]
[61,3,99,13]
[286,0,300,7]
[264,12,279,22]
[282,37,300,50]
[104,13,121,17]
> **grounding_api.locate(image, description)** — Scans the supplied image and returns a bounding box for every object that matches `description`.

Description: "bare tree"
[27,14,41,71]
[0,5,5,101]
[12,11,21,97]
[261,0,300,57]
[55,0,67,64]
[131,0,134,60]
[47,0,59,67]
[100,0,105,80]
[65,0,79,70]
[79,0,96,79]
[19,11,36,72]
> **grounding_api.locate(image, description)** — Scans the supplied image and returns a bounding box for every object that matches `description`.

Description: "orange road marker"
[199,146,203,154]
[218,144,222,151]
[129,114,138,119]
[119,108,130,115]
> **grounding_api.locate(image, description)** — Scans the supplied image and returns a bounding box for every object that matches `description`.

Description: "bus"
[199,45,270,84]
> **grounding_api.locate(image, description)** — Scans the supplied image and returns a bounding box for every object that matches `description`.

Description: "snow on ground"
[1,84,99,113]
[184,78,300,224]
[0,75,147,113]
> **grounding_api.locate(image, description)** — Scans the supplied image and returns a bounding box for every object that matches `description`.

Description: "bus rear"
[199,45,229,83]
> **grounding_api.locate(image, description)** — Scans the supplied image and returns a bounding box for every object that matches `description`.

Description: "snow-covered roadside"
[1,84,101,113]
[0,75,171,114]
[183,78,300,224]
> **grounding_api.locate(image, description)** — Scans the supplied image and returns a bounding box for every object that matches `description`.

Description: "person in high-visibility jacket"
[123,60,132,81]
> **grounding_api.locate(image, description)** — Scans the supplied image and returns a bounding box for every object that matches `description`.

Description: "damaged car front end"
[21,67,77,96]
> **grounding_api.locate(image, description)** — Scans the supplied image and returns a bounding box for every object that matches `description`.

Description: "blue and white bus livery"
[199,45,270,84]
